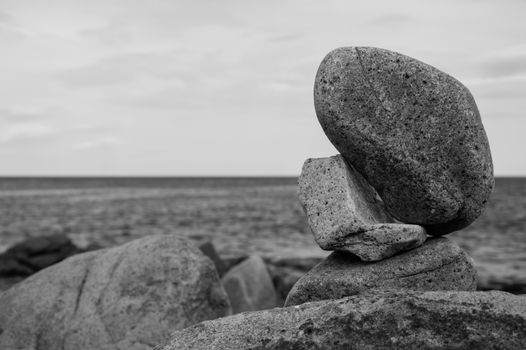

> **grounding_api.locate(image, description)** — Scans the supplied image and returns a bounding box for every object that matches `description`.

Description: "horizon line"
[0,175,523,178]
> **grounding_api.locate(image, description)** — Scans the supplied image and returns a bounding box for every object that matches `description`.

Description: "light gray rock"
[221,255,279,313]
[0,235,231,350]
[285,237,476,306]
[154,289,526,350]
[299,155,426,261]
[314,46,494,234]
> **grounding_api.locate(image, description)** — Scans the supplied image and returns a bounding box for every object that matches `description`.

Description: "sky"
[0,0,525,176]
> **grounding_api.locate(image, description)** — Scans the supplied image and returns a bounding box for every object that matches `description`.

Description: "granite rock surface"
[314,46,494,234]
[299,155,426,260]
[0,235,231,350]
[285,237,476,306]
[155,289,526,350]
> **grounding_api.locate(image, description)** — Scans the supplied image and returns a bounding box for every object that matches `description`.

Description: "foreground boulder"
[221,255,279,313]
[285,237,476,306]
[299,155,426,261]
[155,289,526,350]
[0,235,231,350]
[314,46,493,234]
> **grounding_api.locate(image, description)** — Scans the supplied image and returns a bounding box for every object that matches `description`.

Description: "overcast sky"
[0,0,525,176]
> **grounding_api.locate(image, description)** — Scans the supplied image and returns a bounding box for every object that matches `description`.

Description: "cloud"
[475,45,526,79]
[54,50,192,88]
[266,33,303,43]
[467,76,526,99]
[79,19,133,47]
[366,13,413,26]
[0,10,28,38]
[480,55,526,78]
[0,106,54,121]
[0,11,13,24]
[74,136,122,150]
[0,122,56,144]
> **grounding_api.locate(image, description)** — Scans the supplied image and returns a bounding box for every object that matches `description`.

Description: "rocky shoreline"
[0,46,525,349]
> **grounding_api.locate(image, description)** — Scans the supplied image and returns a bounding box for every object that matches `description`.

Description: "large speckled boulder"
[154,290,526,350]
[314,46,494,234]
[0,235,231,350]
[299,155,426,261]
[285,237,476,306]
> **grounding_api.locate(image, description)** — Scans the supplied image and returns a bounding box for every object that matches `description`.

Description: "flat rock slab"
[285,237,476,306]
[314,46,494,234]
[299,155,426,261]
[155,289,526,350]
[221,255,279,313]
[0,235,231,350]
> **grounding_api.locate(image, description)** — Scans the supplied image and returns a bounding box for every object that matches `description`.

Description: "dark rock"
[299,155,426,261]
[285,237,476,306]
[0,235,231,350]
[221,255,279,313]
[266,256,326,304]
[268,265,306,304]
[267,265,320,304]
[0,276,24,292]
[199,241,228,277]
[0,234,79,277]
[266,256,326,271]
[154,289,526,350]
[314,46,494,234]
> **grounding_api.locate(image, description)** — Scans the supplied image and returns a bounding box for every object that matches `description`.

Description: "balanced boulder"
[314,46,494,234]
[154,289,526,350]
[285,237,476,306]
[299,155,426,261]
[0,235,231,350]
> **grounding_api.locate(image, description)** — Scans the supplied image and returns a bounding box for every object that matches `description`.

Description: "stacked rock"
[285,47,494,306]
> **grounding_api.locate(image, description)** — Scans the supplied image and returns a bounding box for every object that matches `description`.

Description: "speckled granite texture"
[155,290,526,350]
[314,47,494,234]
[285,237,477,306]
[298,155,426,261]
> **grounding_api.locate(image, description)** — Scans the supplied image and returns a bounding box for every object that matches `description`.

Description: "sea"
[0,177,525,292]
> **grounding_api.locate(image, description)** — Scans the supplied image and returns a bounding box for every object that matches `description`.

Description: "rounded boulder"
[0,235,231,350]
[314,46,494,234]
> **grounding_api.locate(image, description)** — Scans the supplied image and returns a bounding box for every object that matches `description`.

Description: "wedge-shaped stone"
[299,155,426,261]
